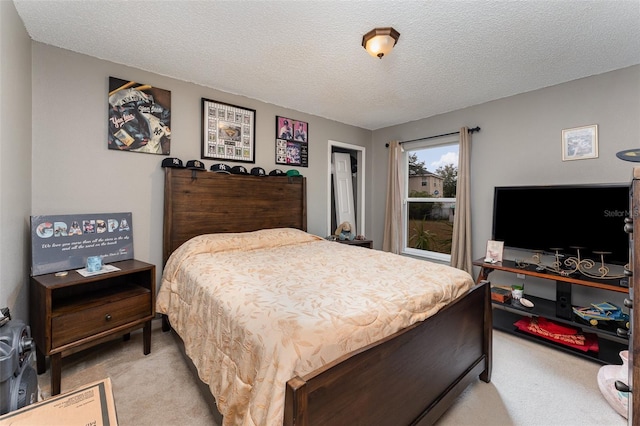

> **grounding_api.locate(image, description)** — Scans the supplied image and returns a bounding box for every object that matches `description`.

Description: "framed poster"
[275,116,308,167]
[108,77,171,155]
[561,124,598,161]
[202,98,256,163]
[30,212,134,276]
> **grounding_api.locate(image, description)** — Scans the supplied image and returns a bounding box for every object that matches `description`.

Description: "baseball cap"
[186,160,205,170]
[210,163,231,174]
[268,169,286,176]
[161,157,185,168]
[286,169,301,177]
[230,165,249,175]
[251,167,267,176]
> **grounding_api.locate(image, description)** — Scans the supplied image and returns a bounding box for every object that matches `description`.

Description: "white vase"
[617,350,629,381]
[597,350,629,419]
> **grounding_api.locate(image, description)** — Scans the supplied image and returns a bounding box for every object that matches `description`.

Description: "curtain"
[382,140,404,254]
[451,127,473,273]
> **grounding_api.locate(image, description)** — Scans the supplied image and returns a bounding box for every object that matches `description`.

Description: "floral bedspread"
[156,228,474,426]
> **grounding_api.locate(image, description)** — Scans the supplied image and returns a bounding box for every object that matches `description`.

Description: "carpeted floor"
[35,318,627,425]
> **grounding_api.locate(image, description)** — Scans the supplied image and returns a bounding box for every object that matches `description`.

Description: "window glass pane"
[406,201,455,255]
[408,143,458,198]
[405,141,459,258]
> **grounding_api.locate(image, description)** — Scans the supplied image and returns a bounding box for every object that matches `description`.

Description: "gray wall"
[0,2,32,323]
[29,42,371,310]
[371,65,640,302]
[2,0,639,321]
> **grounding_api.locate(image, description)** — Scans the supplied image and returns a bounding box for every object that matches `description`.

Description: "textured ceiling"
[13,0,640,130]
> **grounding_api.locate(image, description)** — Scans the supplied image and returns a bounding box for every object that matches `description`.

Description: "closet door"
[332,152,356,234]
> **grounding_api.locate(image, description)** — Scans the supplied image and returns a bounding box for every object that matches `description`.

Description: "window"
[404,139,459,262]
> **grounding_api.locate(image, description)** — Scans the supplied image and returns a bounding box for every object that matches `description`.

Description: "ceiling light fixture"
[362,27,400,59]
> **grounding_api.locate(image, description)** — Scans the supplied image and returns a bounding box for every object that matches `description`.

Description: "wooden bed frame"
[161,167,492,425]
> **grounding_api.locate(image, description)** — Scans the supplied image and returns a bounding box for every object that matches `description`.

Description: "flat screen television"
[492,184,630,265]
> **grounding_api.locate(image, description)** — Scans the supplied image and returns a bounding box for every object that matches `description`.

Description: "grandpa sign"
[30,212,133,276]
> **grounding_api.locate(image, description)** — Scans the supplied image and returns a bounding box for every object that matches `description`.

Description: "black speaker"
[556,281,573,320]
[0,320,38,415]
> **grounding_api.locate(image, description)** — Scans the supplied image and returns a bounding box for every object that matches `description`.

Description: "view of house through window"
[404,141,459,260]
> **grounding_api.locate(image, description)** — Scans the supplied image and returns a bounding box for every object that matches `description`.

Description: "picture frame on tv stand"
[485,240,504,262]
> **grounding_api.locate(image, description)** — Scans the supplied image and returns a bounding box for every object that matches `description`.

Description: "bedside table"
[29,259,155,395]
[336,239,373,249]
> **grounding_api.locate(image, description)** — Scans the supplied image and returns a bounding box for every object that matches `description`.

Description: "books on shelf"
[490,286,512,303]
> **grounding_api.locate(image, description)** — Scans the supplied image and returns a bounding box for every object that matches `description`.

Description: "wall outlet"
[516,273,525,279]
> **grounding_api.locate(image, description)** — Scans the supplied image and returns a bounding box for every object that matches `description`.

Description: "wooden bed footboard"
[284,280,492,426]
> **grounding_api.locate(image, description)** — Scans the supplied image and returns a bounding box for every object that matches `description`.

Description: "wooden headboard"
[163,168,307,264]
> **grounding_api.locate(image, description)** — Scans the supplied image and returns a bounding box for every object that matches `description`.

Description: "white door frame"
[327,140,366,237]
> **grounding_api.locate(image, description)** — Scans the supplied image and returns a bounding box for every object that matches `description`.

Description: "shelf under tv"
[474,258,629,365]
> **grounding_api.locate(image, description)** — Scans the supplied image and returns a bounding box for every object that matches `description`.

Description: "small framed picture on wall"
[275,116,308,167]
[561,124,598,161]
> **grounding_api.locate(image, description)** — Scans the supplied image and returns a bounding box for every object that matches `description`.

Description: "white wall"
[371,65,640,302]
[0,1,32,323]
[29,43,372,301]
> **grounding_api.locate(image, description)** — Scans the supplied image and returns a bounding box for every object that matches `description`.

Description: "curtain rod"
[385,126,481,147]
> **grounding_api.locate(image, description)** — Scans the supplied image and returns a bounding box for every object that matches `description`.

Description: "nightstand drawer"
[51,290,151,348]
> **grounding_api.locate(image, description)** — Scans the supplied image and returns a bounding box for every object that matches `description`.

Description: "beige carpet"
[35,318,627,425]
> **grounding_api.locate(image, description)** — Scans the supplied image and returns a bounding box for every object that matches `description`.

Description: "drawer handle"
[105,314,112,321]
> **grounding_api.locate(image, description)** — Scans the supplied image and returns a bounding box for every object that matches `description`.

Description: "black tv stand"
[474,258,628,364]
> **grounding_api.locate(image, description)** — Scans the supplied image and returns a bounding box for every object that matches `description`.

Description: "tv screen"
[492,184,630,265]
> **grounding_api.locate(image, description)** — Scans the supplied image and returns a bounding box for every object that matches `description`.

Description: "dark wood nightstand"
[336,239,373,249]
[29,259,155,395]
